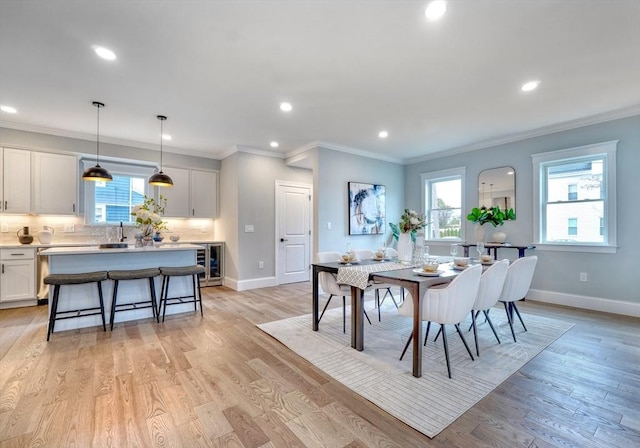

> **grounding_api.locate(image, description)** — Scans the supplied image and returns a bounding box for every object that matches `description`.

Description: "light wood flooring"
[0,282,638,447]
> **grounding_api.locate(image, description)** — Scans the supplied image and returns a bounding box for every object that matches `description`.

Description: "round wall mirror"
[478,166,515,216]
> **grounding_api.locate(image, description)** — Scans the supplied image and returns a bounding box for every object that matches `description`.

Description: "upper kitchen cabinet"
[0,147,31,214]
[32,152,78,215]
[159,167,190,217]
[158,168,218,219]
[191,170,218,218]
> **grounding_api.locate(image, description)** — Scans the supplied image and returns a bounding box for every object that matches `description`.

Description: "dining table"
[312,257,460,378]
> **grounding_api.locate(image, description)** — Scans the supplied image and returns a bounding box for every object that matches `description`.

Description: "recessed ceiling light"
[93,46,116,60]
[378,130,389,138]
[280,102,292,112]
[0,105,17,114]
[521,80,540,92]
[425,1,447,21]
[162,134,172,141]
[270,141,279,148]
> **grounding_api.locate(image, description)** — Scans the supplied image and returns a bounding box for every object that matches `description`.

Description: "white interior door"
[276,182,311,285]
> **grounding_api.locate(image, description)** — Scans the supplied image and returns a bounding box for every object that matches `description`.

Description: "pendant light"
[82,101,113,182]
[148,115,174,187]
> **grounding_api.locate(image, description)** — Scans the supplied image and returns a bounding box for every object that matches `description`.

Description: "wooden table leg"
[351,286,364,351]
[312,265,319,331]
[411,283,423,378]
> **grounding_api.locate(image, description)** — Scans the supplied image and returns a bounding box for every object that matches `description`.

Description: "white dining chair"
[316,251,372,333]
[354,249,400,321]
[397,264,482,378]
[498,255,538,342]
[470,259,509,356]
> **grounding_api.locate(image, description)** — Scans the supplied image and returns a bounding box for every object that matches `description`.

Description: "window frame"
[82,159,156,226]
[421,166,466,243]
[532,140,617,254]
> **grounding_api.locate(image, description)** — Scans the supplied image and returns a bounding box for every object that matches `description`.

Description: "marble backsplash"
[0,214,217,245]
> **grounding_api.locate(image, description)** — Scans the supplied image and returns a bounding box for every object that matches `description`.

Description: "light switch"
[327,221,332,230]
[244,224,254,233]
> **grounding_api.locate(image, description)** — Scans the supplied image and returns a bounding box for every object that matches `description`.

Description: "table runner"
[336,261,408,289]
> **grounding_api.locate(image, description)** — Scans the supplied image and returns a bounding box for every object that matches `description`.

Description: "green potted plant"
[466,206,515,242]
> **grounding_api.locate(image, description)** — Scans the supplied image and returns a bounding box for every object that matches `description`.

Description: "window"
[567,218,578,236]
[83,160,156,225]
[599,217,604,236]
[532,141,617,253]
[421,167,466,241]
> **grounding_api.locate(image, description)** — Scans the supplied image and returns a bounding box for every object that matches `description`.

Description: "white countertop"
[40,243,204,256]
[0,240,222,249]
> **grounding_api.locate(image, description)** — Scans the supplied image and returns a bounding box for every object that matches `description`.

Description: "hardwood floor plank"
[222,405,270,448]
[286,408,355,448]
[193,400,234,440]
[147,412,181,448]
[176,418,217,448]
[254,410,308,447]
[0,283,637,447]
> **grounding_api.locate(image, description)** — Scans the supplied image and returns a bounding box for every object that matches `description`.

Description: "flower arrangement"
[466,206,515,227]
[131,195,167,237]
[389,209,429,241]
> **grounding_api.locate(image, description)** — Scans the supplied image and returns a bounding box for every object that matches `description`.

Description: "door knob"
[280,238,288,242]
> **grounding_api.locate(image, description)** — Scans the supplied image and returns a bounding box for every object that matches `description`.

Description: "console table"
[458,242,535,259]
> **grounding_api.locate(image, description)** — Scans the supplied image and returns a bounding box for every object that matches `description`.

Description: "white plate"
[413,268,442,277]
[339,259,359,264]
[452,264,469,270]
[371,257,388,261]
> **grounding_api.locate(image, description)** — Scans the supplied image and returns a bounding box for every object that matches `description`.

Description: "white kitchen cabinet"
[159,167,190,217]
[0,248,36,303]
[190,170,218,218]
[158,168,218,219]
[32,151,78,215]
[0,147,31,214]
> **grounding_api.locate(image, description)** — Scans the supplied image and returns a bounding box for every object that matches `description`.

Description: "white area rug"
[258,299,574,438]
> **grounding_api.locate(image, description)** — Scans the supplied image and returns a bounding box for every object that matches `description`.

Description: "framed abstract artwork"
[348,182,386,235]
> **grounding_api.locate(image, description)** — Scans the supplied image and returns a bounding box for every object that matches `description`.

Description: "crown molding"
[287,140,404,164]
[404,105,640,165]
[0,120,219,160]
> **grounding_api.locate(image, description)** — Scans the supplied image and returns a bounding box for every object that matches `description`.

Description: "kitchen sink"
[98,243,129,249]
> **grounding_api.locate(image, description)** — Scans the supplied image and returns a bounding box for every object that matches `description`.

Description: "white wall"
[314,146,405,255]
[405,115,640,313]
[220,152,312,290]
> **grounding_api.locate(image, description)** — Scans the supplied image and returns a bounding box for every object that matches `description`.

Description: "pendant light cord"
[159,117,163,170]
[93,101,105,165]
[157,115,167,171]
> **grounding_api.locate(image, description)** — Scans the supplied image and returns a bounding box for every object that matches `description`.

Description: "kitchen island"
[40,244,204,333]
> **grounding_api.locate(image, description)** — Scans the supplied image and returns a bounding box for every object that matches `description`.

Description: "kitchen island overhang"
[40,244,204,333]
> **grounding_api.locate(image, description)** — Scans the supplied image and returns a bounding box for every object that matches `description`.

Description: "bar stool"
[108,268,161,330]
[158,265,205,322]
[44,271,108,341]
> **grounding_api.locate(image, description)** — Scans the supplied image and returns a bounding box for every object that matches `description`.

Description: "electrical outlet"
[258,261,264,269]
[327,221,332,230]
[245,224,254,233]
[580,272,588,282]
[0,223,8,232]
[63,224,75,233]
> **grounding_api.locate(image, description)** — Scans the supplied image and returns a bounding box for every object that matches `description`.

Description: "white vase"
[397,233,413,264]
[491,230,507,243]
[473,224,486,243]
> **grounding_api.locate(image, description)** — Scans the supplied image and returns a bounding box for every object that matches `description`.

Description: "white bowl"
[454,257,469,267]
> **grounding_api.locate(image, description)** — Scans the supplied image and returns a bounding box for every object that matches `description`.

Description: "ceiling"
[1,1,639,164]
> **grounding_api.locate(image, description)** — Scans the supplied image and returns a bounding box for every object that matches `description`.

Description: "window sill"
[534,243,617,254]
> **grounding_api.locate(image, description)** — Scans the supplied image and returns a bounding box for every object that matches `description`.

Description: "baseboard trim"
[527,289,640,318]
[223,276,278,291]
